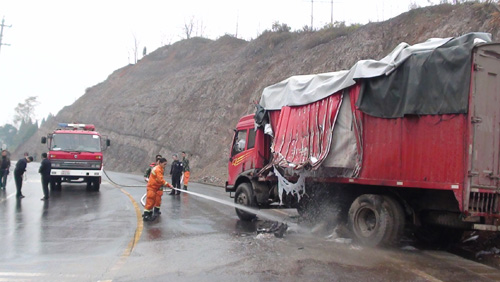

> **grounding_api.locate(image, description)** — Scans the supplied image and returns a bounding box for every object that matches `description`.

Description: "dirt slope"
[18,3,500,185]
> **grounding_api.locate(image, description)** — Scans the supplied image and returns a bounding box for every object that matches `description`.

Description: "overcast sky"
[0,0,433,126]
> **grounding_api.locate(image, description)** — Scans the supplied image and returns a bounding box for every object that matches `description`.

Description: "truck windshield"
[51,133,102,152]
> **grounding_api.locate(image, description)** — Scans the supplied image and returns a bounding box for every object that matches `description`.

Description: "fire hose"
[103,169,289,237]
[102,169,180,207]
[139,187,179,207]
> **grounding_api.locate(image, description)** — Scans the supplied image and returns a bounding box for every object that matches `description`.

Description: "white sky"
[0,0,433,126]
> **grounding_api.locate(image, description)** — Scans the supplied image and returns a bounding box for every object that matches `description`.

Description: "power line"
[0,16,12,55]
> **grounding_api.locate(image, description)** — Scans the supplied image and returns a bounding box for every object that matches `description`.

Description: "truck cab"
[225,114,273,219]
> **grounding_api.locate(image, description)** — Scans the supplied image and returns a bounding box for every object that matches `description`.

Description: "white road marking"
[0,193,16,203]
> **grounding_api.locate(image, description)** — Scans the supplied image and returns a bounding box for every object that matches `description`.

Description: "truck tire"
[86,177,100,192]
[234,183,257,221]
[348,194,401,247]
[92,177,100,192]
[382,196,405,246]
[50,177,62,191]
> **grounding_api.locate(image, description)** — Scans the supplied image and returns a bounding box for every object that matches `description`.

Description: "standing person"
[14,155,33,199]
[144,154,162,182]
[0,150,11,190]
[23,152,29,181]
[142,158,172,221]
[169,154,183,195]
[39,153,51,200]
[181,151,190,190]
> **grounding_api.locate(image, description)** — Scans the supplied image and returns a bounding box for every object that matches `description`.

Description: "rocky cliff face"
[18,3,500,185]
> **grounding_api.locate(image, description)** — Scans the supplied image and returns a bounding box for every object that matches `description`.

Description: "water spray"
[104,170,295,235]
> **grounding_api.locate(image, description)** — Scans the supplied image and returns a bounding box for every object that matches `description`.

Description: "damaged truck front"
[225,33,500,246]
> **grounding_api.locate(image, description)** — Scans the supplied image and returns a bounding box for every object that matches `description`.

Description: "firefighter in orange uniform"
[142,157,173,221]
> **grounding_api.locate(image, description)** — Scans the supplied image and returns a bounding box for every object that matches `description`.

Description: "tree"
[13,96,39,127]
[0,124,17,150]
[271,21,291,33]
[409,2,420,9]
[183,17,194,39]
[11,119,38,152]
[143,46,147,58]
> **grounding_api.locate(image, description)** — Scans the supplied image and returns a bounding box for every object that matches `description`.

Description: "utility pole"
[0,16,12,55]
[330,0,333,25]
[310,0,314,30]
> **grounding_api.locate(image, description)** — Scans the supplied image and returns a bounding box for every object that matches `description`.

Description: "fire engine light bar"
[58,123,95,131]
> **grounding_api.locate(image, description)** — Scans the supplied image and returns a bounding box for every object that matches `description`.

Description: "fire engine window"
[247,129,256,149]
[232,130,247,156]
[52,134,102,152]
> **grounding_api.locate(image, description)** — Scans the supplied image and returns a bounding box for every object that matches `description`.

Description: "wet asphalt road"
[2,163,500,281]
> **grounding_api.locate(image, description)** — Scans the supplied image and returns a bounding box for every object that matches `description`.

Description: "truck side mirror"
[106,139,111,147]
[41,136,47,144]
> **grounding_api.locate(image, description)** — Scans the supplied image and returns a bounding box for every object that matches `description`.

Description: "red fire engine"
[41,123,110,191]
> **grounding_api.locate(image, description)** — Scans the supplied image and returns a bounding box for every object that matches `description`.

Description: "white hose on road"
[140,188,179,207]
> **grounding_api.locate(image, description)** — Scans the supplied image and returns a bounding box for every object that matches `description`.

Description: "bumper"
[51,169,102,177]
[474,224,500,231]
[225,181,235,193]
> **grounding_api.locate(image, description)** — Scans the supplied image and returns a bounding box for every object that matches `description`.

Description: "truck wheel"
[92,177,100,192]
[50,177,62,191]
[382,196,405,245]
[234,183,257,221]
[348,194,401,247]
[50,178,57,191]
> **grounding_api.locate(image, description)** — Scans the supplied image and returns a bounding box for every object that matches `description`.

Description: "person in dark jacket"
[0,150,11,190]
[39,152,51,200]
[14,155,33,198]
[169,154,183,195]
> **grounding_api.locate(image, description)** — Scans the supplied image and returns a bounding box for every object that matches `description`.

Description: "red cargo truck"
[41,123,110,191]
[226,33,500,246]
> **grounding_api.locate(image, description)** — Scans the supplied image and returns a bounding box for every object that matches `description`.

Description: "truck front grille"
[469,192,499,214]
[51,160,102,170]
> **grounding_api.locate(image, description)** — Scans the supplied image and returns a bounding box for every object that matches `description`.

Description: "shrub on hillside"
[304,22,361,50]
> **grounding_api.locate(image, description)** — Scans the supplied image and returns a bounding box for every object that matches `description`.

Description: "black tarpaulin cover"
[356,33,492,118]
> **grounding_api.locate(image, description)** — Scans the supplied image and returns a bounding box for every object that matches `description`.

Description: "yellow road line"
[102,181,143,280]
[118,188,143,256]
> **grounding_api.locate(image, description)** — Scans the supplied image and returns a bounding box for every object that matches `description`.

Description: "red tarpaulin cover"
[269,93,343,170]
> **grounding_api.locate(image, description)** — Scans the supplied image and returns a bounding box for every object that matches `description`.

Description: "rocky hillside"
[18,3,500,185]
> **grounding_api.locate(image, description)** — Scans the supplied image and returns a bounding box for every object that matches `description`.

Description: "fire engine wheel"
[234,183,257,221]
[348,194,404,247]
[86,178,100,192]
[50,177,62,191]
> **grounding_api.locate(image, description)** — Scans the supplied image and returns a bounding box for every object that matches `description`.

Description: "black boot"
[142,211,153,221]
[183,185,187,190]
[154,207,161,216]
